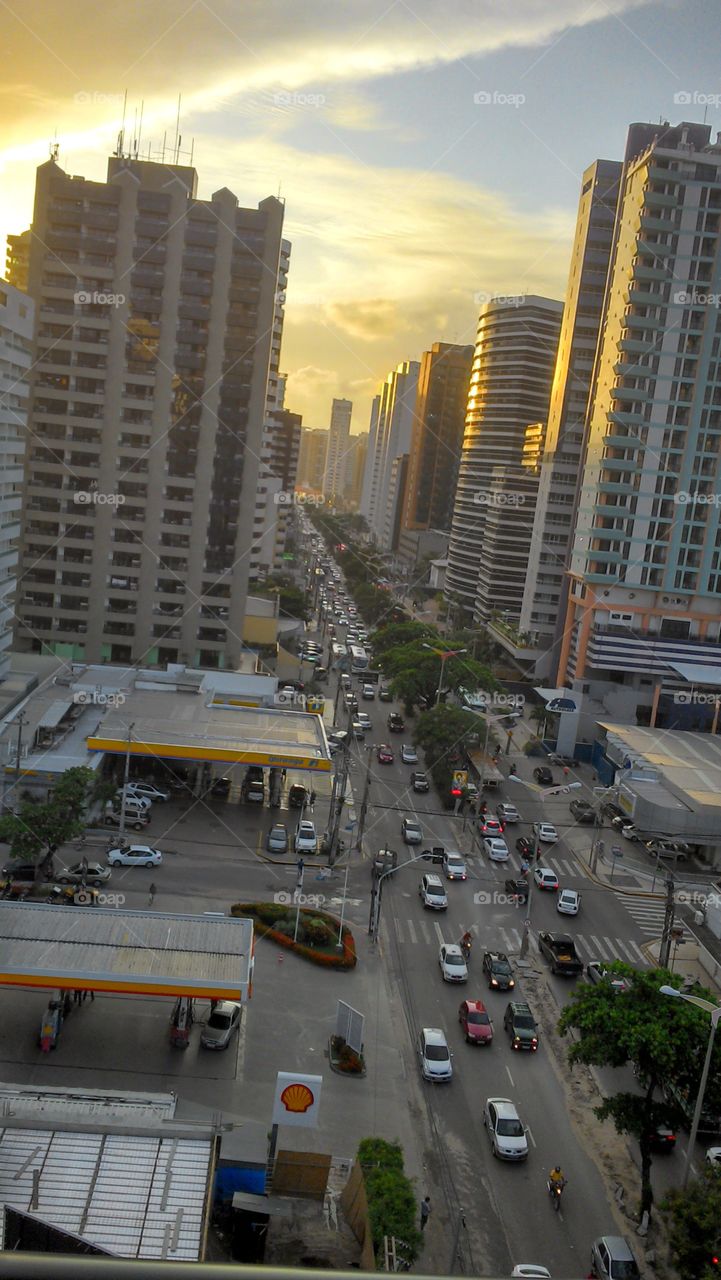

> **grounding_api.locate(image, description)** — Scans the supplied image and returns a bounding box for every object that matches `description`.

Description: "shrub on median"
[232,902,357,969]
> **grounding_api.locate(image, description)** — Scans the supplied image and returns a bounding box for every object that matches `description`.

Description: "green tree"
[257,574,310,622]
[381,641,497,714]
[413,704,486,802]
[663,1167,721,1280]
[558,967,721,1219]
[357,1137,423,1265]
[0,765,95,874]
[370,621,434,660]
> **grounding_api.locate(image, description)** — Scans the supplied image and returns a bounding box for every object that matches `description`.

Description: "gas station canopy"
[0,902,254,1000]
[87,695,331,772]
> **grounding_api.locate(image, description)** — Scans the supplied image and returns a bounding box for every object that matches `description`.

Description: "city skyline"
[2,0,720,428]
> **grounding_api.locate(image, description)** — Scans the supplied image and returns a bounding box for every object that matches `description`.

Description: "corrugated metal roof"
[35,699,74,730]
[0,903,254,999]
[0,1127,212,1259]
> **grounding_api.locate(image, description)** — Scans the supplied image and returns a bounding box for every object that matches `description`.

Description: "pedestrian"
[420,1196,431,1231]
[309,789,316,808]
[281,769,287,783]
[62,992,72,1018]
[88,989,95,1003]
[73,988,82,1006]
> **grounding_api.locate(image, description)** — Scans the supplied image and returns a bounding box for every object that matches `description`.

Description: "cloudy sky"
[1,0,719,431]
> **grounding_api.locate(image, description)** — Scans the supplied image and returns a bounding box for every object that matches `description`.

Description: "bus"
[349,644,369,674]
[331,641,347,662]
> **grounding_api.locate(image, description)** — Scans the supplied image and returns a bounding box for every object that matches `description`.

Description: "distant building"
[4,230,30,292]
[322,398,352,501]
[360,361,419,548]
[297,427,328,492]
[0,280,33,680]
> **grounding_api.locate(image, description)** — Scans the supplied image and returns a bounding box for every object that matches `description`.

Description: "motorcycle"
[547,1178,566,1211]
[460,937,472,961]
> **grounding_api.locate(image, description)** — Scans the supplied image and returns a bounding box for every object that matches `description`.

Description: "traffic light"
[451,784,462,798]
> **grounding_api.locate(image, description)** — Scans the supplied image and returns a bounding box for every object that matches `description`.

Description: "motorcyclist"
[548,1166,566,1190]
[460,930,473,954]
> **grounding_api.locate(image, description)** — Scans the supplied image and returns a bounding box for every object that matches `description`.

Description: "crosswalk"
[612,892,667,937]
[391,914,649,968]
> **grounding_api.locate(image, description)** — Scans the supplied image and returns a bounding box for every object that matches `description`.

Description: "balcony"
[586,625,721,674]
[643,189,678,209]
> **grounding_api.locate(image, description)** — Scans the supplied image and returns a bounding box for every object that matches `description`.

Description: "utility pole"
[326,701,354,864]
[118,721,135,844]
[520,826,541,961]
[7,711,27,815]
[355,742,374,857]
[659,873,676,969]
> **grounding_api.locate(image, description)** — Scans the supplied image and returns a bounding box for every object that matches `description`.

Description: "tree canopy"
[558,967,721,1218]
[0,765,96,870]
[663,1166,721,1280]
[413,704,487,803]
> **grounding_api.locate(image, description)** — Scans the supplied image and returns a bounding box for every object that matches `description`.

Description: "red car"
[377,744,394,764]
[480,816,504,837]
[458,999,494,1045]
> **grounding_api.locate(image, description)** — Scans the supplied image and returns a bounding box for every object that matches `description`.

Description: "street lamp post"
[421,644,467,707]
[118,721,135,844]
[369,852,430,942]
[660,985,721,1188]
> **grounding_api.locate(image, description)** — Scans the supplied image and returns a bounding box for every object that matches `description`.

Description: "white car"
[706,1148,721,1166]
[114,791,151,811]
[442,851,467,881]
[511,1268,552,1279]
[361,684,375,700]
[533,822,558,844]
[123,782,170,803]
[497,803,520,824]
[417,1027,453,1082]
[534,866,560,892]
[356,711,372,729]
[107,844,163,867]
[401,744,418,764]
[483,1097,529,1160]
[439,943,468,983]
[402,817,423,845]
[294,820,317,853]
[557,888,580,915]
[483,836,509,862]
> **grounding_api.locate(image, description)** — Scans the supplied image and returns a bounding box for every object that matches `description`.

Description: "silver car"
[200,1001,241,1050]
[57,861,111,887]
[266,823,289,853]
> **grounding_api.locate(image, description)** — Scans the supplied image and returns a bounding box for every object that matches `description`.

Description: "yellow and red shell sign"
[280,1082,315,1114]
[272,1071,323,1128]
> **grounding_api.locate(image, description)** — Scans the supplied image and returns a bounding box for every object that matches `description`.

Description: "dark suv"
[504,1001,539,1051]
[387,712,405,733]
[570,798,596,824]
[533,766,554,785]
[482,951,515,991]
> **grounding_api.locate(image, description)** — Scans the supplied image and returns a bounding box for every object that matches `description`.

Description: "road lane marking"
[418,918,431,944]
[626,939,647,963]
[589,934,604,956]
[505,1065,515,1088]
[604,938,624,960]
[394,917,403,943]
[526,1125,536,1148]
[407,918,417,945]
[434,921,445,946]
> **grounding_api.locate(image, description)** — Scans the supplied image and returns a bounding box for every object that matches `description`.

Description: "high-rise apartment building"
[360,361,419,548]
[444,296,562,623]
[5,231,31,293]
[322,398,352,501]
[558,121,721,717]
[505,160,622,676]
[297,428,328,493]
[17,152,285,668]
[342,431,368,508]
[0,281,33,680]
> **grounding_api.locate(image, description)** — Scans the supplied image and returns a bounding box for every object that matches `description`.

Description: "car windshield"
[493,959,511,974]
[448,857,464,866]
[425,1043,449,1061]
[610,1264,639,1280]
[445,954,465,967]
[467,1011,488,1025]
[515,1015,536,1029]
[208,1012,232,1030]
[497,1117,524,1137]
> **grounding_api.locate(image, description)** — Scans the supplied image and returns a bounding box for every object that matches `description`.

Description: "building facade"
[509,159,622,676]
[402,341,473,533]
[360,361,419,548]
[297,428,328,493]
[0,281,33,680]
[444,296,563,623]
[16,153,284,669]
[558,122,721,720]
[342,431,368,507]
[322,398,352,501]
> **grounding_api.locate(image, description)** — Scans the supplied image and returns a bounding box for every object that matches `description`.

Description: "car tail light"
[531,1037,538,1047]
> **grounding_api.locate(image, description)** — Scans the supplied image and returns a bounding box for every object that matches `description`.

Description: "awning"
[667,662,721,688]
[36,699,74,730]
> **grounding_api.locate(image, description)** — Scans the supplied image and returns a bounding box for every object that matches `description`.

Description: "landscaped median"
[231,902,357,969]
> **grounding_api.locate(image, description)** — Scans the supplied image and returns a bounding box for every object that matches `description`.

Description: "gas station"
[0,899,254,1052]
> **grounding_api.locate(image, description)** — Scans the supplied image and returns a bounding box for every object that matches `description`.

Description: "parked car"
[503,1001,539,1051]
[105,806,150,831]
[601,801,627,823]
[534,866,560,892]
[483,837,509,862]
[377,744,395,764]
[442,851,467,880]
[294,820,317,853]
[483,1097,529,1160]
[619,822,640,841]
[266,824,289,853]
[200,1001,241,1050]
[106,844,163,867]
[458,999,493,1045]
[419,873,448,910]
[387,712,405,733]
[589,1236,640,1280]
[417,1027,453,1082]
[123,782,170,803]
[57,861,111,887]
[402,816,423,845]
[114,791,151,811]
[511,1268,551,1280]
[647,1121,676,1153]
[570,799,596,824]
[497,803,520,824]
[411,771,430,793]
[439,943,468,983]
[532,822,558,844]
[557,888,581,915]
[533,766,554,785]
[401,743,418,764]
[2,861,47,881]
[482,950,515,991]
[287,784,308,809]
[645,838,690,862]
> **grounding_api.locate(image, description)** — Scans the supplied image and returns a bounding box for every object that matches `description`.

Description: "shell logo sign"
[272,1071,323,1128]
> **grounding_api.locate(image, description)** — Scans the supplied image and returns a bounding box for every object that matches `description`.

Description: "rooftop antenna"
[173,94,181,163]
[49,140,59,163]
[136,99,144,159]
